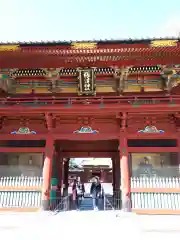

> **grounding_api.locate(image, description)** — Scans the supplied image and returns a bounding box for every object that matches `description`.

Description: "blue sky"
[0,0,180,42]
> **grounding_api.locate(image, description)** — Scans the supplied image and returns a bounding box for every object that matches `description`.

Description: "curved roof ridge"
[0,37,179,45]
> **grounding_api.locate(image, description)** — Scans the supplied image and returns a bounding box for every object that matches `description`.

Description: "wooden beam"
[0,133,178,141]
[0,134,47,140]
[128,147,178,152]
[131,188,180,193]
[0,103,180,114]
[133,209,180,215]
[61,151,117,157]
[0,133,118,141]
[128,133,178,139]
[0,147,45,152]
[0,186,41,191]
[0,208,40,212]
[1,55,180,69]
[53,133,118,141]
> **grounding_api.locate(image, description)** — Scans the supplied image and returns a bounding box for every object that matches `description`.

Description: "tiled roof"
[0,37,179,46]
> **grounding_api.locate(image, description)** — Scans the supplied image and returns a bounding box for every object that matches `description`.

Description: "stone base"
[41,200,50,211]
[122,198,131,212]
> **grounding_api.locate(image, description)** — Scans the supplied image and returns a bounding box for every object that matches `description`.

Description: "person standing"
[72,178,85,210]
[90,177,101,210]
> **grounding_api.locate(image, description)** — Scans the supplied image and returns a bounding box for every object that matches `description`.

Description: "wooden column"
[56,151,63,198]
[177,135,180,166]
[63,158,69,196]
[120,134,131,211]
[42,137,54,210]
[112,155,121,209]
[100,170,105,182]
[119,112,131,211]
[112,158,116,192]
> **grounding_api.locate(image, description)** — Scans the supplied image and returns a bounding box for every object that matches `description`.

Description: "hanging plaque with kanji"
[77,68,96,95]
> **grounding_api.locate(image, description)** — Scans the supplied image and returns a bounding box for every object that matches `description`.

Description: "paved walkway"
[0,211,180,239]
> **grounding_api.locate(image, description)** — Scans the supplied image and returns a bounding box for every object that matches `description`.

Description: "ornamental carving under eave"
[161,66,180,92]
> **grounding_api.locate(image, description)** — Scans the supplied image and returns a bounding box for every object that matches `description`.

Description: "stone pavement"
[0,211,180,239]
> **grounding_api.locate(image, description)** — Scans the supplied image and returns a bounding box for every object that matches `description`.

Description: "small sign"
[77,68,96,95]
[71,42,97,49]
[0,45,20,51]
[138,126,164,133]
[74,126,99,134]
[11,127,36,134]
[150,40,177,47]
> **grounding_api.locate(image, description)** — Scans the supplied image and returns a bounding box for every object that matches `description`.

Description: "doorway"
[54,139,120,210]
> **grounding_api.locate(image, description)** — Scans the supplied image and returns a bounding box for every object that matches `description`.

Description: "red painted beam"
[0,134,47,140]
[0,147,45,152]
[61,151,116,157]
[128,147,178,152]
[1,55,180,68]
[128,133,178,139]
[0,133,177,142]
[0,103,179,114]
[53,133,118,140]
[0,133,118,141]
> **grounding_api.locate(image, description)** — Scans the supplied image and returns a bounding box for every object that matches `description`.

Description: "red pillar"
[100,170,105,182]
[177,136,180,166]
[120,134,131,211]
[115,156,120,191]
[56,152,63,198]
[63,158,69,196]
[112,158,116,192]
[42,137,54,210]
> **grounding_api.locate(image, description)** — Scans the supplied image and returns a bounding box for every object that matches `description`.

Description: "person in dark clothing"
[90,177,102,210]
[72,178,85,210]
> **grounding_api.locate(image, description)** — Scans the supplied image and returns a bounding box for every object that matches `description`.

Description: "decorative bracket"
[114,67,131,95]
[45,113,53,132]
[45,68,61,93]
[120,112,127,132]
[0,69,13,92]
[161,66,177,93]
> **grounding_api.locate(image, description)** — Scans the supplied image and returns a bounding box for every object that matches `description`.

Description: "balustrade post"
[42,137,54,210]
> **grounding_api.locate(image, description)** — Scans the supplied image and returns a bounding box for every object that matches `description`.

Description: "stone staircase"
[79,197,104,211]
[79,197,93,211]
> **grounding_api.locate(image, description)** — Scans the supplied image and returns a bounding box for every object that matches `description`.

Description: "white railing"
[131,177,180,188]
[131,193,180,209]
[0,176,43,188]
[0,176,180,189]
[0,191,41,208]
[0,177,179,210]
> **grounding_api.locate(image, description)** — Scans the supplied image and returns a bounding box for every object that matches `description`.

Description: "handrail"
[50,195,71,216]
[104,195,115,211]
[2,94,180,100]
[102,186,115,211]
